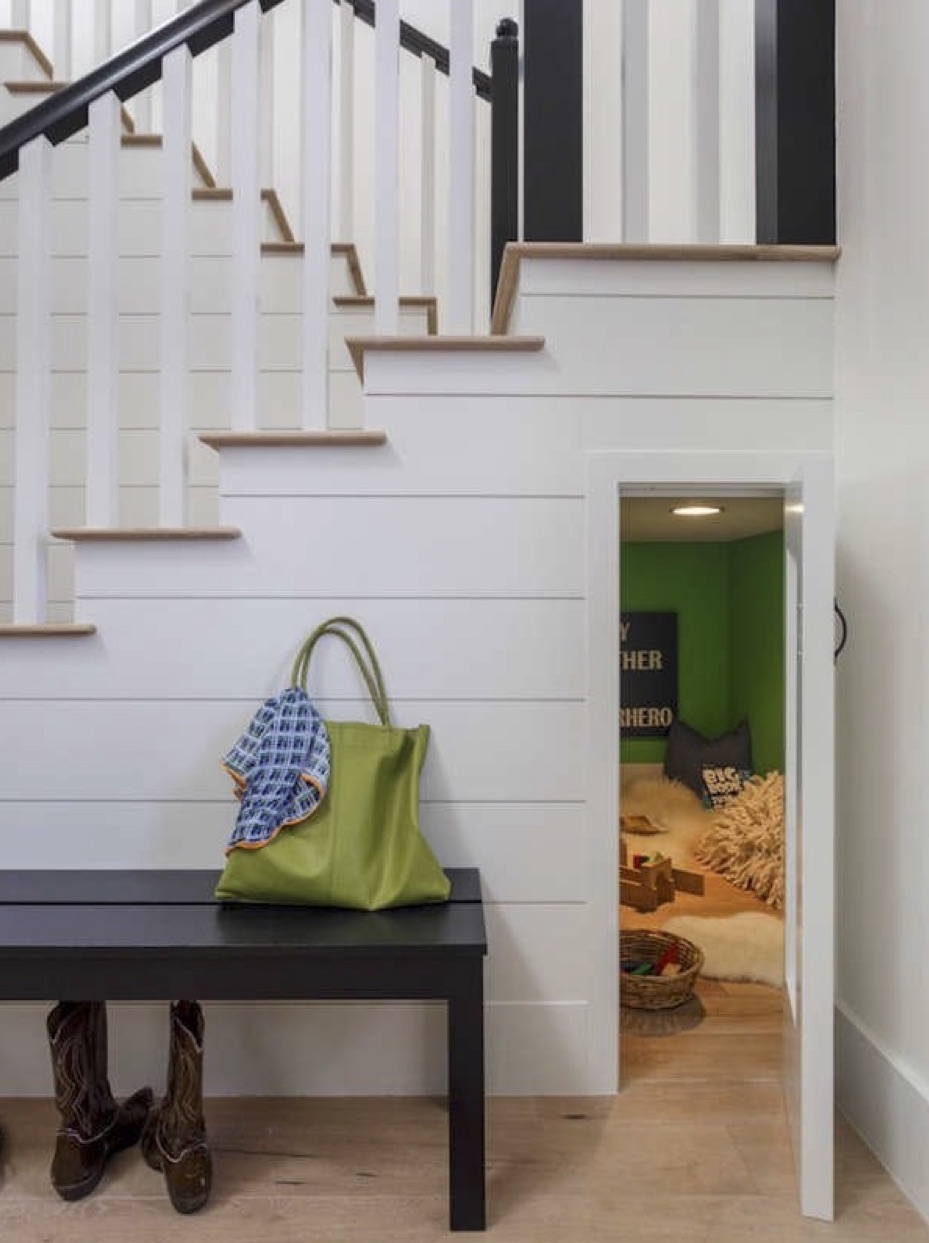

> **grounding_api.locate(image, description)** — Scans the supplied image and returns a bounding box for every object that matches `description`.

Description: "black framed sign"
[620,612,678,737]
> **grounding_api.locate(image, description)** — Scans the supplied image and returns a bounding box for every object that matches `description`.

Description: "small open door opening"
[587,451,834,1222]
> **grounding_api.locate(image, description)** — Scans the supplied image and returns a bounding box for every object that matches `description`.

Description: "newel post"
[490,17,519,307]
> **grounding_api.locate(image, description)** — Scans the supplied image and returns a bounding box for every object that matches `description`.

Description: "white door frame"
[584,448,834,1220]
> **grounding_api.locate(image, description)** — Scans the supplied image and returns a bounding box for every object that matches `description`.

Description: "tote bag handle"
[291,617,392,726]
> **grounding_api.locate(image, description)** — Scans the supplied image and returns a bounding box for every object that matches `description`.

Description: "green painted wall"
[728,530,785,774]
[619,532,784,772]
[619,543,731,764]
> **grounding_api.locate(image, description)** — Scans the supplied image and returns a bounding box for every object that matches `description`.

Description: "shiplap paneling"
[486,1002,589,1095]
[71,497,584,599]
[0,309,415,374]
[0,252,363,315]
[216,394,834,499]
[2,597,585,699]
[0,198,282,259]
[0,369,358,431]
[0,801,587,903]
[0,999,590,1096]
[0,700,586,803]
[366,298,833,399]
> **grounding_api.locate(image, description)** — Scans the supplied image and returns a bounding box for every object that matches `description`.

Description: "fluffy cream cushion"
[695,771,785,910]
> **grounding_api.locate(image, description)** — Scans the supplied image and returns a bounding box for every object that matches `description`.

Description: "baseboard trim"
[836,1000,929,1226]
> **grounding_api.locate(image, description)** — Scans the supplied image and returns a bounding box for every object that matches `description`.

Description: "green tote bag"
[215,617,451,910]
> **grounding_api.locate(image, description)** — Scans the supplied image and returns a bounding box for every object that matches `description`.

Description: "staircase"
[0,17,440,626]
[0,2,840,1108]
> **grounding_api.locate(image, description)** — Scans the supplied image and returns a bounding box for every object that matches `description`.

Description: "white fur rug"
[662,912,784,988]
[620,775,712,868]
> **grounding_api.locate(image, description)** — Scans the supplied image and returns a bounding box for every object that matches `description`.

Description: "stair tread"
[345,334,546,382]
[491,241,843,334]
[50,527,241,542]
[0,623,96,636]
[333,295,438,334]
[263,242,367,294]
[0,30,53,79]
[199,430,387,449]
[192,187,294,242]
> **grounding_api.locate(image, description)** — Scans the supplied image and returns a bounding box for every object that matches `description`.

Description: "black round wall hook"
[834,600,848,663]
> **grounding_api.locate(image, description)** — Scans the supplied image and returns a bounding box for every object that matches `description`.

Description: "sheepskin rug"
[663,912,784,988]
[695,772,785,910]
[620,775,712,867]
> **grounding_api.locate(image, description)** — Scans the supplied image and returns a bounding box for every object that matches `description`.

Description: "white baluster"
[215,36,232,185]
[134,0,154,132]
[419,53,436,296]
[53,0,73,82]
[694,0,721,242]
[719,0,755,242]
[448,0,474,333]
[159,44,192,525]
[259,7,274,188]
[94,0,111,65]
[86,92,121,528]
[335,0,355,243]
[647,0,696,242]
[301,0,332,429]
[230,1,260,430]
[13,137,52,625]
[622,0,649,242]
[11,0,29,29]
[374,0,399,334]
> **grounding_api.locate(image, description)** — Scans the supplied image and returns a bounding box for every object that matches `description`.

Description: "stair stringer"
[0,248,837,1098]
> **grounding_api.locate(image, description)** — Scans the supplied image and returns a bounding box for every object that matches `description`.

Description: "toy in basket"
[620,929,704,1010]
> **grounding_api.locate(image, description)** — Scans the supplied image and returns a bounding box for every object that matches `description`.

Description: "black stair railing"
[0,0,518,305]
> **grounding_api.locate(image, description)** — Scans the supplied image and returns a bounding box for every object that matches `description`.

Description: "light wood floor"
[0,988,926,1243]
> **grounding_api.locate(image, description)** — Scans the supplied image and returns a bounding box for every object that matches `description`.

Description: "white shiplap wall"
[0,251,836,1097]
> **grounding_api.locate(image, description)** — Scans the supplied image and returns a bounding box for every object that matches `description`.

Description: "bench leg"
[447,961,485,1231]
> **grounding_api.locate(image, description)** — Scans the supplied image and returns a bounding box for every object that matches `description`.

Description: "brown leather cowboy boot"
[141,1001,212,1214]
[47,1001,153,1201]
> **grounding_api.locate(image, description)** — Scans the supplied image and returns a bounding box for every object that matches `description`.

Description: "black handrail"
[345,1,490,100]
[0,0,490,183]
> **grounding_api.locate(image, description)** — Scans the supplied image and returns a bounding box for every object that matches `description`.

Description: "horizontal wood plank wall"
[0,253,835,1095]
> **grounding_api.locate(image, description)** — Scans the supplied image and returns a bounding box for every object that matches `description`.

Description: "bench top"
[0,868,486,961]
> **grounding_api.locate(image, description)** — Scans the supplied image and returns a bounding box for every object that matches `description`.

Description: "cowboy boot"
[141,1001,212,1214]
[47,1001,153,1201]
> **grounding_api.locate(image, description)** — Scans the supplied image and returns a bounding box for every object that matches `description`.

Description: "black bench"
[0,867,487,1231]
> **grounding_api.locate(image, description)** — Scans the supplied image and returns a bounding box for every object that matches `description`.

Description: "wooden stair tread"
[0,31,53,79]
[121,134,215,188]
[0,623,96,636]
[491,241,844,334]
[345,334,546,382]
[200,430,386,449]
[333,295,438,335]
[262,241,367,295]
[192,187,294,242]
[50,527,241,542]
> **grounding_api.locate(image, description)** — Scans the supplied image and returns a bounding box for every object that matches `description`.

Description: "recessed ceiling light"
[671,504,723,518]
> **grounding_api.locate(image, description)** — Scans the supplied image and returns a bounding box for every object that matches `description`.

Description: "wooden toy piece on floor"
[619,836,705,912]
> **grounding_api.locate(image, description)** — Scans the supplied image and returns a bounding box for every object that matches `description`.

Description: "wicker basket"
[620,929,704,1010]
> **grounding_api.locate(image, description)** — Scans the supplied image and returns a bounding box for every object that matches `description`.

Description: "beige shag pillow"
[695,771,785,909]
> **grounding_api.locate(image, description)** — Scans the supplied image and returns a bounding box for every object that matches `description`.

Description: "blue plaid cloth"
[223,686,330,851]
